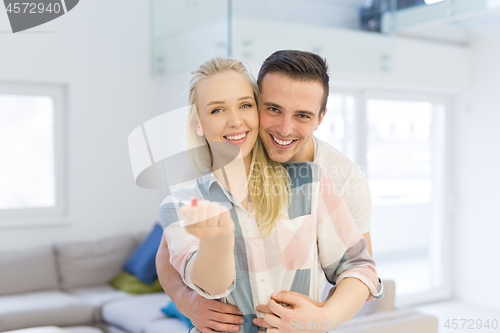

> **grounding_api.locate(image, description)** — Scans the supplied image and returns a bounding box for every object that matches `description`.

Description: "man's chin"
[267,150,294,163]
[260,136,296,163]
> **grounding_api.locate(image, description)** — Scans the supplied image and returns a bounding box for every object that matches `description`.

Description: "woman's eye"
[241,103,252,109]
[211,108,223,114]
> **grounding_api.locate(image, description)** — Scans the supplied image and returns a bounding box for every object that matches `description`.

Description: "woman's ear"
[192,120,204,137]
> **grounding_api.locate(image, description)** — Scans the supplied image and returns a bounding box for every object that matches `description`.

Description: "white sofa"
[0,233,437,333]
[0,233,162,332]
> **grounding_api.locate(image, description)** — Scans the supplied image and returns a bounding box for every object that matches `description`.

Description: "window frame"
[0,82,68,227]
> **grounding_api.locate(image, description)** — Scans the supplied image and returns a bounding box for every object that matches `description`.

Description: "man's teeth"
[225,132,247,141]
[272,135,293,146]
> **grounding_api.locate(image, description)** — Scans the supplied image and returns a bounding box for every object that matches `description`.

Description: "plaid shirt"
[160,162,384,333]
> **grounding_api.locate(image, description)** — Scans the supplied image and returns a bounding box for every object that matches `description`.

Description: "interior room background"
[1,0,499,315]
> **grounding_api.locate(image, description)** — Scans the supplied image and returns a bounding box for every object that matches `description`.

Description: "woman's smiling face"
[195,70,259,165]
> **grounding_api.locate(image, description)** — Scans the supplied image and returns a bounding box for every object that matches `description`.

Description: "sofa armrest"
[330,309,438,332]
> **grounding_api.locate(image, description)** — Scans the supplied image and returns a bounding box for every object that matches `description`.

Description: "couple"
[157,50,384,333]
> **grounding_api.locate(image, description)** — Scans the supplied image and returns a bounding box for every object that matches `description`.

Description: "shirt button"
[255,241,260,247]
[260,278,265,283]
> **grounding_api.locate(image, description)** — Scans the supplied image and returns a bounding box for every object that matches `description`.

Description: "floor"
[408,300,500,332]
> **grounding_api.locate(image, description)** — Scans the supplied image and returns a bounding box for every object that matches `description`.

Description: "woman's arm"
[161,194,237,298]
[188,234,235,295]
[180,201,236,296]
[156,236,244,333]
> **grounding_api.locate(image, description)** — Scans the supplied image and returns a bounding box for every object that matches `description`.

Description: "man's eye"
[298,114,310,119]
[211,108,223,114]
[269,107,279,113]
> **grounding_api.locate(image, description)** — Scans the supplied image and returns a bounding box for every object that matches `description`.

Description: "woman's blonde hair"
[186,57,290,237]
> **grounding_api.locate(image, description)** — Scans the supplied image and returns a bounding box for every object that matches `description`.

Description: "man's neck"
[289,137,315,163]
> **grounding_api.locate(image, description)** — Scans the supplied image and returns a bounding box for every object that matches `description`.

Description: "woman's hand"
[180,200,234,239]
[253,291,329,333]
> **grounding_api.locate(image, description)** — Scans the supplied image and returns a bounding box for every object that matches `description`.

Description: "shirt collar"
[199,172,239,205]
[312,135,319,163]
[200,172,218,194]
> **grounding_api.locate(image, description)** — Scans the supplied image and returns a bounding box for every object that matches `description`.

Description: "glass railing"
[151,0,394,75]
[151,0,500,75]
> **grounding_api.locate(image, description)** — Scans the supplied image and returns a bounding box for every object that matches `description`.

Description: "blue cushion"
[161,300,193,329]
[124,223,163,284]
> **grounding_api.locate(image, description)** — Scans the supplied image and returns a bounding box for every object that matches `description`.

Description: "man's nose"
[276,116,293,137]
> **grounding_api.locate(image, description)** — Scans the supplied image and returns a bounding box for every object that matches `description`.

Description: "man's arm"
[321,277,370,323]
[156,236,243,333]
[363,232,372,258]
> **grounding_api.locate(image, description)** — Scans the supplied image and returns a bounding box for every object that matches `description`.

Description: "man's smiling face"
[258,72,327,163]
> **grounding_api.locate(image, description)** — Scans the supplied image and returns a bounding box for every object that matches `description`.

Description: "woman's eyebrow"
[206,96,254,107]
[206,100,225,106]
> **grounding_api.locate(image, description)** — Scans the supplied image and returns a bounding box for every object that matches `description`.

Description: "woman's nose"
[228,109,243,127]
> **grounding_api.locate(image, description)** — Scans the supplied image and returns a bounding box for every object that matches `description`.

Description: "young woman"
[159,57,383,333]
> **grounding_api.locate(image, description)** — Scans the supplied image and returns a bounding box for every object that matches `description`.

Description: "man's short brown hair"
[257,50,329,115]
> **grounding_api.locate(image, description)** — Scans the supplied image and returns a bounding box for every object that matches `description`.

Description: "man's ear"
[315,108,327,130]
[192,120,204,137]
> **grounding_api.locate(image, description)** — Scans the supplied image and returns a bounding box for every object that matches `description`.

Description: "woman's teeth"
[225,132,247,141]
[272,135,293,146]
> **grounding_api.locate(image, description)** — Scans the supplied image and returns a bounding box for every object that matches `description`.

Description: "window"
[365,93,450,306]
[366,99,434,206]
[319,89,451,306]
[315,91,357,161]
[0,83,67,225]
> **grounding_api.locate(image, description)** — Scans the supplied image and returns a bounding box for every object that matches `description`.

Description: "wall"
[331,36,471,93]
[453,35,500,311]
[0,0,163,250]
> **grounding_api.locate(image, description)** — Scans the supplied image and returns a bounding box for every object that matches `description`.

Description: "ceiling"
[392,4,500,44]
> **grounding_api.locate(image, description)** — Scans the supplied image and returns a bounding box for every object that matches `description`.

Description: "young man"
[156,50,373,333]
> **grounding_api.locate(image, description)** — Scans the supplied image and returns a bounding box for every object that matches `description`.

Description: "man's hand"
[182,290,244,333]
[253,291,328,333]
